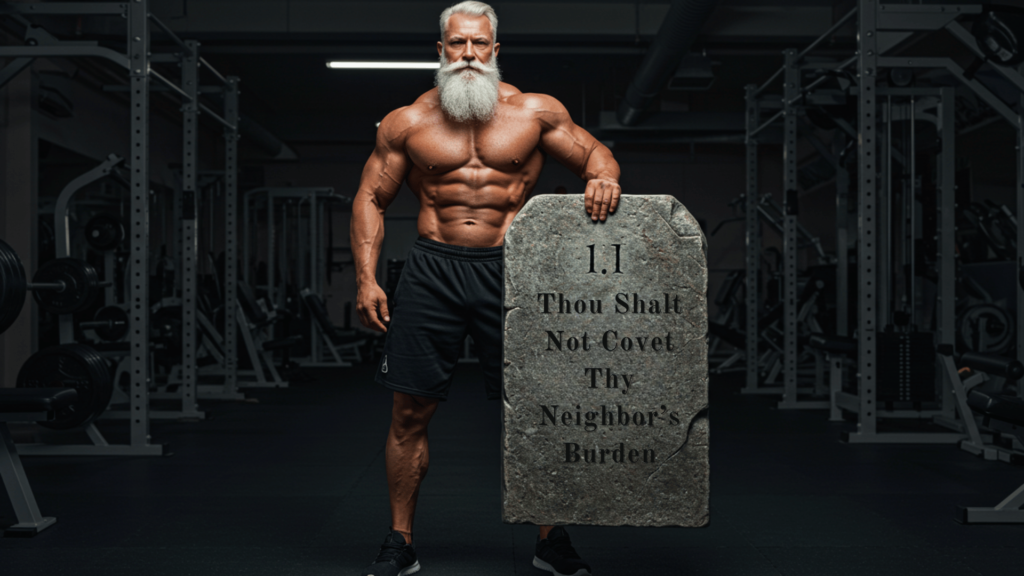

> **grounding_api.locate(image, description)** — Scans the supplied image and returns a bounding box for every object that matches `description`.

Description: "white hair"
[439,1,498,42]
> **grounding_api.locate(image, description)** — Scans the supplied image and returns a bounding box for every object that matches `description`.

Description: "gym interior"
[1,0,1023,574]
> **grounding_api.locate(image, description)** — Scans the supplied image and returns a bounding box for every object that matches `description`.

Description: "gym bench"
[937,346,1024,524]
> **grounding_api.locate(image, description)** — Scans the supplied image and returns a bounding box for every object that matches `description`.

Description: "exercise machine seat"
[0,388,78,414]
[960,352,1024,380]
[967,390,1024,428]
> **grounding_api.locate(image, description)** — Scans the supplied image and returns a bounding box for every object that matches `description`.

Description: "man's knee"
[391,392,438,432]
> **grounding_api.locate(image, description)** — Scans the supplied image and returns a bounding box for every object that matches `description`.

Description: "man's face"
[434,12,502,123]
[437,13,500,66]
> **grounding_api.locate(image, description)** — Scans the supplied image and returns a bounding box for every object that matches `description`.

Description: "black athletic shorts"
[374,237,503,401]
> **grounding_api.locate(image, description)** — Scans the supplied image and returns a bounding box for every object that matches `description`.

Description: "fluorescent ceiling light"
[327,61,440,70]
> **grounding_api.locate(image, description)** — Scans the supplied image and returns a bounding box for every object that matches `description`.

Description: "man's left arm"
[531,94,621,221]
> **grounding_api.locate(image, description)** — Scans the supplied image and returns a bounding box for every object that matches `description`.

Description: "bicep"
[537,106,602,178]
[357,139,411,211]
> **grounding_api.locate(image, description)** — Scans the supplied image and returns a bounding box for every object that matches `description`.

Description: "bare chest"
[406,110,542,175]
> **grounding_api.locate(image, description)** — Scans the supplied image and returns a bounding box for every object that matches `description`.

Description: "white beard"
[435,51,501,123]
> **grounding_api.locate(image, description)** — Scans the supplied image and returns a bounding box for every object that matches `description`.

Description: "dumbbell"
[79,306,129,342]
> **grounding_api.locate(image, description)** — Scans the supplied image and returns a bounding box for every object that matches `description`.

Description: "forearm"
[582,143,620,183]
[350,190,387,289]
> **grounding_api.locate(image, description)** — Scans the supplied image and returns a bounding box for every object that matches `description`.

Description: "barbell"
[82,306,129,342]
[0,238,107,335]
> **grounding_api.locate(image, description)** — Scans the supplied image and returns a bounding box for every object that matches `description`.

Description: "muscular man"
[352,3,621,575]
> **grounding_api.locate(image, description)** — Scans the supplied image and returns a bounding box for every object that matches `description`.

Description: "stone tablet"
[502,194,709,527]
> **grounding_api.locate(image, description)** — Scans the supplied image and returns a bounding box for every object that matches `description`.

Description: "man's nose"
[461,45,475,60]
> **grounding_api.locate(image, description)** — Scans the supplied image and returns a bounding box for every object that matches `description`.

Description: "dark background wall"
[2,0,1017,380]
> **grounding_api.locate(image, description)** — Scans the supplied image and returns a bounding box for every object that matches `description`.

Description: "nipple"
[512,158,520,165]
[428,165,436,170]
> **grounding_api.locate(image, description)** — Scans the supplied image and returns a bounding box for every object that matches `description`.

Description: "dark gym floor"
[2,363,1023,576]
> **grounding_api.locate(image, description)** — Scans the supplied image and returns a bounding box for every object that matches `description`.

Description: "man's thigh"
[375,250,468,400]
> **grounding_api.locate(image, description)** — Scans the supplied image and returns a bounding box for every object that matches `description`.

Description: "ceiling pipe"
[204,93,298,160]
[616,0,719,127]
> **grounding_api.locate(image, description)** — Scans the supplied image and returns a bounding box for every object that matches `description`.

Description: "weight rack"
[0,0,242,454]
[741,1,1024,443]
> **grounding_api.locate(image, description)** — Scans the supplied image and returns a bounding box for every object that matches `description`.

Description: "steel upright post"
[128,0,152,448]
[268,197,277,308]
[744,84,761,392]
[242,194,249,285]
[855,0,879,437]
[835,131,849,337]
[938,87,957,418]
[179,39,201,418]
[780,49,801,408]
[1018,68,1024,400]
[223,77,240,393]
[907,97,917,326]
[310,193,321,362]
[879,98,891,326]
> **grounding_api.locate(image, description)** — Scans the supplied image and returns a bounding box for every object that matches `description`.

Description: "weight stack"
[877,331,936,403]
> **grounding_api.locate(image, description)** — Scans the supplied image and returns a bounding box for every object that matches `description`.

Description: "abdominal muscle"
[410,165,539,248]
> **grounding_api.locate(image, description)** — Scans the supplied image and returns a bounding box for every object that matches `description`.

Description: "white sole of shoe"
[399,560,421,575]
[532,556,591,576]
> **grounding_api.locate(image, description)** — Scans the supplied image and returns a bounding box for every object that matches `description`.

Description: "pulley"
[974,8,1024,66]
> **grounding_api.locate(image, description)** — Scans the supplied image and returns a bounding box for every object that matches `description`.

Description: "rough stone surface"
[502,194,709,528]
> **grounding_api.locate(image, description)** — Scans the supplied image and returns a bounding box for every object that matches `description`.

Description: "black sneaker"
[533,527,592,576]
[360,529,420,576]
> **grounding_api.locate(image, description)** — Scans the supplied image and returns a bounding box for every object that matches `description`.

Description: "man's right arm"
[350,109,413,332]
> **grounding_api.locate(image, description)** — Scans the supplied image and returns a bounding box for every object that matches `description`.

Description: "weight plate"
[957,303,1015,355]
[976,10,1024,66]
[17,344,113,430]
[0,238,27,336]
[32,258,100,315]
[82,351,114,416]
[84,213,125,252]
[75,346,114,428]
[93,305,129,342]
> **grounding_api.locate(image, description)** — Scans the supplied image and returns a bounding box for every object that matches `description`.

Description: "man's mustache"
[439,59,497,74]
